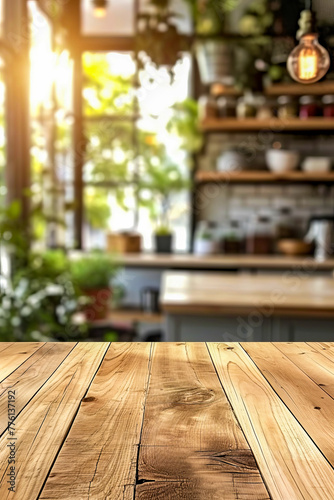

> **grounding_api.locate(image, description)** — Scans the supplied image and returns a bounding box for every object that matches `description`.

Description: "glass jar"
[256,96,274,120]
[237,92,257,119]
[277,96,298,119]
[275,207,296,240]
[217,96,237,118]
[299,95,319,119]
[322,95,334,118]
[198,95,218,121]
[246,216,274,255]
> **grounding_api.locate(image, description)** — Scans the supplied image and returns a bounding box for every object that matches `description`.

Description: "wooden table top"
[0,342,334,499]
[161,271,334,317]
[120,253,334,270]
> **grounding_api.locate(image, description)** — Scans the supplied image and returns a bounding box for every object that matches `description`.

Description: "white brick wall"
[198,134,334,233]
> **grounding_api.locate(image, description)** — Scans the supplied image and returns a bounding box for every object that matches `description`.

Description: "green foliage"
[0,201,86,342]
[104,331,119,342]
[85,190,111,230]
[0,249,86,342]
[239,0,273,36]
[70,253,120,291]
[184,0,240,35]
[166,99,203,155]
[155,225,172,236]
[139,155,190,229]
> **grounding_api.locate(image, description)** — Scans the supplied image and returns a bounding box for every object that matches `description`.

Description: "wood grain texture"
[0,343,76,437]
[208,342,334,500]
[121,253,334,270]
[0,343,43,382]
[196,170,334,184]
[310,342,334,363]
[136,343,270,499]
[242,342,334,467]
[40,343,152,500]
[0,342,109,500]
[161,272,334,317]
[274,342,334,399]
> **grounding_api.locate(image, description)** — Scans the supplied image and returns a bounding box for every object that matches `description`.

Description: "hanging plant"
[136,1,188,77]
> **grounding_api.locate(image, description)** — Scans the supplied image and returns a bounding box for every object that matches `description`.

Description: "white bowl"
[302,157,332,173]
[266,149,300,173]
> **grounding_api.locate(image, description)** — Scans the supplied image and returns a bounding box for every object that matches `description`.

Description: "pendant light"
[287,0,330,84]
[93,0,108,18]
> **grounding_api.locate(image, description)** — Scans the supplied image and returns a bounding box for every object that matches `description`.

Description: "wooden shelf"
[215,82,334,97]
[196,170,334,184]
[91,308,163,327]
[201,117,334,132]
[265,81,334,96]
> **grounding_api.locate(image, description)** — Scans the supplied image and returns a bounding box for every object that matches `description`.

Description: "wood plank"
[0,342,109,500]
[242,342,334,467]
[0,343,44,382]
[201,117,334,132]
[196,170,334,184]
[0,343,76,436]
[0,344,14,354]
[40,343,152,500]
[208,342,334,500]
[136,343,269,499]
[274,342,334,400]
[265,81,334,96]
[310,342,334,363]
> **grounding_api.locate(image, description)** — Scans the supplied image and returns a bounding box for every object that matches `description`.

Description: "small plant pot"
[82,288,112,321]
[194,239,217,256]
[155,234,173,254]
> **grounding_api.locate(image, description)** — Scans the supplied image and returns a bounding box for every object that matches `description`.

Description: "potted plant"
[71,253,120,321]
[155,225,174,254]
[194,229,218,255]
[139,157,190,254]
[183,0,240,85]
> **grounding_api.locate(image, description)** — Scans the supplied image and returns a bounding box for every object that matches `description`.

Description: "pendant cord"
[305,0,312,11]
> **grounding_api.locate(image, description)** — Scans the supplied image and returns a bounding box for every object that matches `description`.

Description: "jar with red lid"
[322,95,334,118]
[299,96,319,119]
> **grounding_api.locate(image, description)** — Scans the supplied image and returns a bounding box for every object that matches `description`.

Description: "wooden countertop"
[161,271,334,317]
[121,253,334,270]
[0,342,334,499]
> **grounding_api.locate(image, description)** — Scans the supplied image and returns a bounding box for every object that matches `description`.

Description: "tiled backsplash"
[197,133,334,238]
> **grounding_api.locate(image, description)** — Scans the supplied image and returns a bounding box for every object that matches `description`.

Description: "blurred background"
[1,0,334,343]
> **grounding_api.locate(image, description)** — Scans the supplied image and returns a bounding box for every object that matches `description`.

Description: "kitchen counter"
[121,253,334,270]
[162,272,334,317]
[161,272,334,341]
[1,342,334,499]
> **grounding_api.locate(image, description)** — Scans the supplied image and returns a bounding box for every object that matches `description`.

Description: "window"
[29,1,74,248]
[82,51,192,252]
[0,61,5,208]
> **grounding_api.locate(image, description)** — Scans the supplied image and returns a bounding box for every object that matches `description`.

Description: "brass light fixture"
[287,0,330,84]
[93,0,108,18]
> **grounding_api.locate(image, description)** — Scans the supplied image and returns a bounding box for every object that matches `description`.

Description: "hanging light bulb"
[287,4,330,84]
[93,0,108,18]
[287,33,330,83]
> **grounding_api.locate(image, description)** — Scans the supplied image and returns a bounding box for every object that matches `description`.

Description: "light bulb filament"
[298,49,317,81]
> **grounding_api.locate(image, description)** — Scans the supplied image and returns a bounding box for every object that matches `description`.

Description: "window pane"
[84,120,136,184]
[83,52,136,117]
[81,0,135,36]
[139,0,192,35]
[0,64,5,207]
